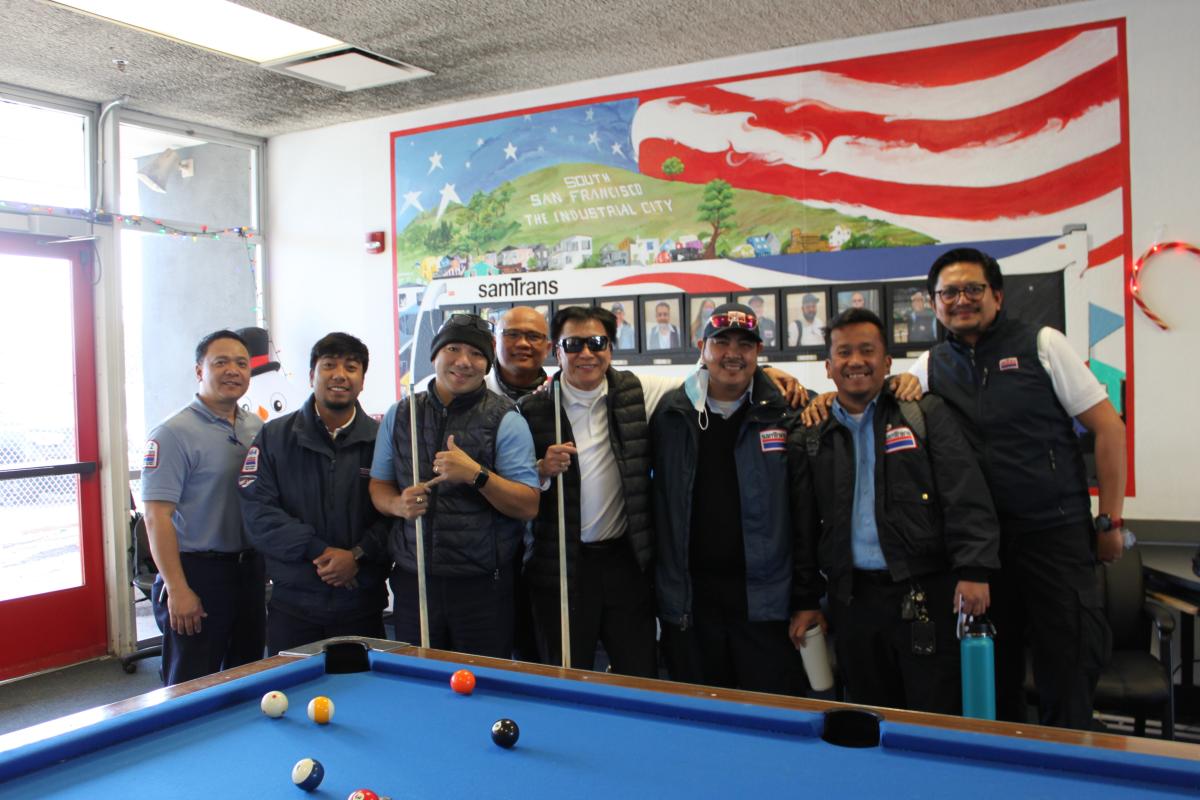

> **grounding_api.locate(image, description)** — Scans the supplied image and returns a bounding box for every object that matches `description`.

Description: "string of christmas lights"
[1130,240,1200,331]
[0,199,258,241]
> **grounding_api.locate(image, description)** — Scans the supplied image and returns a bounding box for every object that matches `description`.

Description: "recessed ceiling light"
[47,0,343,64]
[264,47,433,92]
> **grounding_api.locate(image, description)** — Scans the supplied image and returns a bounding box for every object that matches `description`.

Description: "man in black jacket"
[652,304,805,693]
[790,309,999,714]
[239,332,391,654]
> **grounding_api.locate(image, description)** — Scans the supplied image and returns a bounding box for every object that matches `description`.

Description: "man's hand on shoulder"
[762,366,809,408]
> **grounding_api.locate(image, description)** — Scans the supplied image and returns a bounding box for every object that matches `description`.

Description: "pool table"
[0,639,1197,798]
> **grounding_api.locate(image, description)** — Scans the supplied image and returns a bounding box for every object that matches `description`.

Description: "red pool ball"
[450,669,476,695]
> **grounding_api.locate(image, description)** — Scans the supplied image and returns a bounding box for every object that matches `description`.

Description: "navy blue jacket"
[239,396,390,624]
[652,369,798,625]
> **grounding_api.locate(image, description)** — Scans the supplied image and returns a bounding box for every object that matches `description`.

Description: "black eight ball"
[491,718,519,748]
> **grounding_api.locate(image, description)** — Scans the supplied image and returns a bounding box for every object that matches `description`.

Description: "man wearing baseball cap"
[369,313,540,658]
[651,303,808,693]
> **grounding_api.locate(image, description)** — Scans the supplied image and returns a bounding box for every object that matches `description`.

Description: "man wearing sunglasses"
[520,306,809,677]
[652,303,808,694]
[903,248,1126,730]
[369,313,541,659]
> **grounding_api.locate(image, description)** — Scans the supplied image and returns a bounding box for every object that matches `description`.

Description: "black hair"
[927,247,1004,297]
[310,332,370,372]
[823,308,886,350]
[550,305,617,343]
[194,329,249,365]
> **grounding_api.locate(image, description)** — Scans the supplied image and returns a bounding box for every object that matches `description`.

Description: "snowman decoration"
[237,327,306,422]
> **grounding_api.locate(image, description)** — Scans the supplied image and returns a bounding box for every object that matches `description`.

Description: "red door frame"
[0,231,108,680]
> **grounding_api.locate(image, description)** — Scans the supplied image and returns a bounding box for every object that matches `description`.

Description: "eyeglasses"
[708,311,758,330]
[500,329,548,344]
[934,283,988,303]
[443,313,494,333]
[559,335,610,354]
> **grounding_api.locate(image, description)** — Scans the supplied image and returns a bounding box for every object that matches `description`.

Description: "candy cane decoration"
[1130,240,1200,331]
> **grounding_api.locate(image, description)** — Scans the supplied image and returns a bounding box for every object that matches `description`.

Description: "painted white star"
[465,161,471,169]
[550,126,558,134]
[476,138,484,147]
[504,142,518,160]
[523,114,532,121]
[436,183,461,220]
[611,142,625,158]
[585,108,594,121]
[399,190,424,214]
[587,131,601,151]
[427,151,443,174]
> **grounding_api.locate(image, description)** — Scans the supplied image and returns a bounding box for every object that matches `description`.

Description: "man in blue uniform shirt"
[239,332,391,654]
[141,329,265,685]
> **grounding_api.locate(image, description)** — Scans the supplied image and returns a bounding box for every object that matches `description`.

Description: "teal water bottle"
[958,609,996,720]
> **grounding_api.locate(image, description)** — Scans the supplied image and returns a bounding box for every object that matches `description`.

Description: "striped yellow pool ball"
[306,696,335,725]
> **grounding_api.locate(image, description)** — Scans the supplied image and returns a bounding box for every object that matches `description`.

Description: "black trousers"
[660,601,806,695]
[266,604,386,656]
[389,566,514,660]
[829,570,961,715]
[529,538,658,678]
[992,519,1111,729]
[512,538,540,663]
[152,551,266,687]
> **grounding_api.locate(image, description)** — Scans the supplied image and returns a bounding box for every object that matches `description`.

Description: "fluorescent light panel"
[47,0,343,63]
[267,49,433,92]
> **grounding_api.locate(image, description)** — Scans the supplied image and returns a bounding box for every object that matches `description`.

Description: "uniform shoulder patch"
[998,356,1020,371]
[143,440,159,469]
[241,445,260,473]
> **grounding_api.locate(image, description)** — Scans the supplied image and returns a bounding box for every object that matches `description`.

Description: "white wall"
[268,0,1200,521]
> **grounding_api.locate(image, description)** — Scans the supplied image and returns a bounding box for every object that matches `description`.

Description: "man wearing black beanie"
[369,313,540,658]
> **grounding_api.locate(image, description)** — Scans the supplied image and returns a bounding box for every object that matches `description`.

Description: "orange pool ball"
[306,695,335,724]
[450,669,476,695]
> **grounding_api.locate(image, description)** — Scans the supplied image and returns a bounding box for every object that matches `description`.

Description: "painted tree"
[453,182,519,262]
[697,179,736,259]
[661,157,684,179]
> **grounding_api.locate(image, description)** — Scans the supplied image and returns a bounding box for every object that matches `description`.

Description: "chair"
[121,511,163,673]
[1092,548,1176,739]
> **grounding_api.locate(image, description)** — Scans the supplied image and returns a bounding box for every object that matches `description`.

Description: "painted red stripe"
[816,26,1100,87]
[603,272,748,293]
[1088,235,1126,268]
[669,59,1118,156]
[638,138,1123,221]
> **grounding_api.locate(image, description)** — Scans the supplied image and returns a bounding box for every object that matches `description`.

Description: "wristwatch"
[1094,514,1123,532]
[472,466,491,490]
[350,545,366,561]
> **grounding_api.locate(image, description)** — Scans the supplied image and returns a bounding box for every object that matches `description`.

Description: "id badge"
[911,620,936,656]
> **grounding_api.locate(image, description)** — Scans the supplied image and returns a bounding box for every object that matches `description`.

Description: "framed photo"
[600,298,638,352]
[834,286,881,316]
[735,291,780,349]
[642,295,684,352]
[687,295,728,348]
[477,303,511,331]
[888,283,937,346]
[784,289,829,350]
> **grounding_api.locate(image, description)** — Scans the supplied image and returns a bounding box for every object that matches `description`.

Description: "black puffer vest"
[928,313,1090,532]
[518,370,653,590]
[390,383,523,576]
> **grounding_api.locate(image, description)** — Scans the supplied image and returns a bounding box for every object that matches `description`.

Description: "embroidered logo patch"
[884,426,918,454]
[142,440,159,469]
[238,475,257,488]
[760,429,787,453]
[999,356,1020,371]
[241,445,259,473]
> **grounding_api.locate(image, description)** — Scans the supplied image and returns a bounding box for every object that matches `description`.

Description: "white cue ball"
[260,690,289,718]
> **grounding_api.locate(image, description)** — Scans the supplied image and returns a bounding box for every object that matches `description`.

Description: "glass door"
[0,232,106,680]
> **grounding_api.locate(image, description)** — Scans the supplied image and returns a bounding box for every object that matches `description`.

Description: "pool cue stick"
[409,392,431,649]
[554,380,571,669]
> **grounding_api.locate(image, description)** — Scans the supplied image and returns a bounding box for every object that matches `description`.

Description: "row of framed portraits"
[439,281,940,365]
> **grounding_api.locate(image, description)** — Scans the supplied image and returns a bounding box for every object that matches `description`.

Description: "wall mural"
[391,18,1133,484]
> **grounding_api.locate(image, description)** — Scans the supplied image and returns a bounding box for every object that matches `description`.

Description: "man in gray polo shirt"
[141,329,266,685]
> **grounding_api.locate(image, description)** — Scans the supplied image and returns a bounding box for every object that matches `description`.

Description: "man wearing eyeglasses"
[489,307,553,401]
[905,247,1126,730]
[520,306,809,676]
[652,303,807,693]
[141,329,266,685]
[369,314,541,658]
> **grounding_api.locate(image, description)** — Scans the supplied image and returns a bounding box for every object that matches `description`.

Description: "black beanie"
[430,315,495,373]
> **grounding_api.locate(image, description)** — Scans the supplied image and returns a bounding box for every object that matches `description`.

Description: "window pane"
[118,123,256,229]
[0,98,89,209]
[0,475,82,600]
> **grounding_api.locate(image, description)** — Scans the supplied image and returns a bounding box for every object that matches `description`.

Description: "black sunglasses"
[443,313,494,334]
[558,335,610,354]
